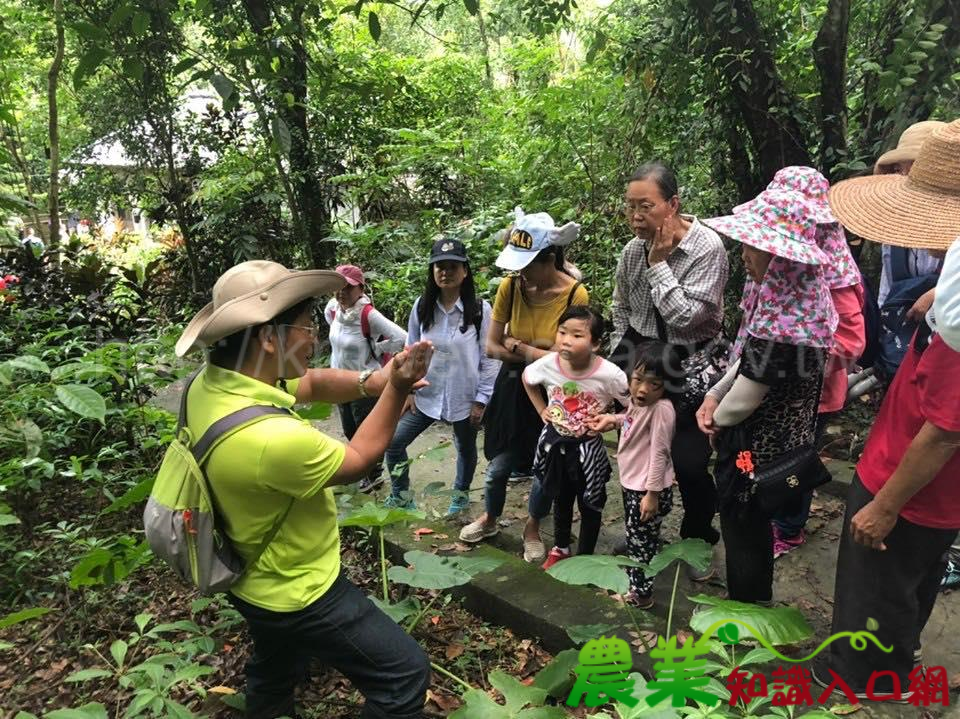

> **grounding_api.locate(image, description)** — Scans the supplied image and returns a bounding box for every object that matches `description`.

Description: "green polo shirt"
[187,364,346,611]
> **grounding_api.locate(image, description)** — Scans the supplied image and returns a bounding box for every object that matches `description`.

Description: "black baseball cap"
[429,238,468,263]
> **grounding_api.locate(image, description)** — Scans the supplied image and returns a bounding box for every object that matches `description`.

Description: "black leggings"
[553,472,603,555]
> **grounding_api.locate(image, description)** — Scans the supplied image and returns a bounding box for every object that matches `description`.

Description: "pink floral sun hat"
[735,167,860,289]
[704,188,828,266]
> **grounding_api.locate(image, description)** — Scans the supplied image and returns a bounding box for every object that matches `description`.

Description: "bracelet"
[358,369,375,399]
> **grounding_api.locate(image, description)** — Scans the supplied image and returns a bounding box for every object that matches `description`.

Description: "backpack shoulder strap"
[566,281,583,308]
[360,303,374,340]
[473,300,484,342]
[176,367,205,433]
[191,405,293,465]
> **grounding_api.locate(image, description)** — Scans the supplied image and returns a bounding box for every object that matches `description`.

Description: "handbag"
[748,444,832,516]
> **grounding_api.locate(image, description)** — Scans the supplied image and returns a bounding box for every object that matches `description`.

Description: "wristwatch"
[358,369,375,398]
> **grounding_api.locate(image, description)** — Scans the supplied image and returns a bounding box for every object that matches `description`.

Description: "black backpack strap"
[176,367,205,433]
[473,300,484,342]
[191,405,293,464]
[565,281,583,308]
[889,246,911,284]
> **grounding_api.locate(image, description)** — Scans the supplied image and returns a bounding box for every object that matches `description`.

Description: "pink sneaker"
[772,528,805,559]
[542,547,571,570]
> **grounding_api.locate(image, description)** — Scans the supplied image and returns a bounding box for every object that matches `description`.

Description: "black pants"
[553,473,603,555]
[673,413,720,545]
[822,474,957,693]
[229,572,430,719]
[719,491,775,603]
[338,397,383,480]
[623,486,674,595]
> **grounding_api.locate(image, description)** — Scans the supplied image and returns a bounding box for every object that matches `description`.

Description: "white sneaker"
[459,518,499,543]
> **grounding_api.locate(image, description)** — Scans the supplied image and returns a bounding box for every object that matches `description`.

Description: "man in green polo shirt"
[175,261,434,719]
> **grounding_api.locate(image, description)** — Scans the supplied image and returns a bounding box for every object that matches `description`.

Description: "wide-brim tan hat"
[829,119,960,250]
[874,120,947,171]
[175,260,345,356]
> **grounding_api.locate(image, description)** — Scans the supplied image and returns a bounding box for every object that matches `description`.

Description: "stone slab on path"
[150,381,960,717]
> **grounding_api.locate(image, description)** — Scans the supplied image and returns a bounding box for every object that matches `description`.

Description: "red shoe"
[542,547,571,570]
[772,528,806,559]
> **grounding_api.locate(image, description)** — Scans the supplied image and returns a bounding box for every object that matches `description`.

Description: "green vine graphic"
[697,619,893,662]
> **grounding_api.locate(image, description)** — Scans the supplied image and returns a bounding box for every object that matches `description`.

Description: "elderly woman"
[459,208,588,563]
[174,260,433,719]
[728,167,866,558]
[697,190,837,603]
[610,161,730,578]
[383,238,500,516]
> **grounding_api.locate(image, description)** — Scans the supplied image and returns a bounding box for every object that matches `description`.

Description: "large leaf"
[531,648,579,697]
[55,385,107,423]
[546,554,642,595]
[388,550,471,589]
[368,596,419,624]
[13,419,43,459]
[271,116,291,155]
[73,47,110,89]
[688,594,813,646]
[367,11,381,41]
[449,670,566,717]
[6,355,50,374]
[0,513,21,526]
[0,607,53,629]
[645,539,712,576]
[44,704,108,719]
[65,668,113,683]
[566,623,615,645]
[446,555,504,576]
[615,673,681,719]
[339,502,424,528]
[211,73,234,102]
[102,476,154,514]
[72,21,109,42]
[131,10,150,35]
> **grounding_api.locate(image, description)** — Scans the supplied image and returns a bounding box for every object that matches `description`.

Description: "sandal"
[459,518,499,543]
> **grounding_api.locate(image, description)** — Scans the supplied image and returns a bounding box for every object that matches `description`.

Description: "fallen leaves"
[627,630,659,653]
[445,643,465,660]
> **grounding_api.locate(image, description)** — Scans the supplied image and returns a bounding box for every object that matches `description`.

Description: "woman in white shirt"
[384,239,500,516]
[325,264,407,492]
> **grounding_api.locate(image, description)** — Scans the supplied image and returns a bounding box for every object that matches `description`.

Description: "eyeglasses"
[281,324,319,339]
[623,200,661,216]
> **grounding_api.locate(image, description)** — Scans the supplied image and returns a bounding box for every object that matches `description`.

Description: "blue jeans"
[484,450,552,520]
[385,408,478,495]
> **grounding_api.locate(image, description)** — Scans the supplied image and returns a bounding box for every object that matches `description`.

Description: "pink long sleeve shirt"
[615,398,676,492]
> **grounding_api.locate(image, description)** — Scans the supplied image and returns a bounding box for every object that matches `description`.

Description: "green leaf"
[171,57,201,76]
[339,502,424,528]
[531,648,579,697]
[738,647,776,667]
[107,5,134,28]
[44,703,108,719]
[899,77,917,86]
[51,362,121,383]
[369,595,419,624]
[546,554,642,595]
[449,689,507,718]
[368,11,381,41]
[930,23,947,32]
[388,550,472,589]
[0,607,52,629]
[917,40,937,49]
[297,402,332,420]
[132,10,150,35]
[122,57,144,82]
[211,73,235,102]
[0,641,14,651]
[65,668,113,683]
[463,0,479,15]
[271,116,291,155]
[421,443,450,461]
[866,617,879,631]
[69,548,112,588]
[688,594,814,646]
[0,513,21,526]
[13,419,43,460]
[491,669,548,709]
[134,613,152,633]
[566,623,615,645]
[645,539,712,576]
[102,476,154,514]
[73,48,107,93]
[72,21,109,42]
[55,385,107,423]
[6,356,50,374]
[615,673,681,718]
[110,639,128,668]
[446,555,504,576]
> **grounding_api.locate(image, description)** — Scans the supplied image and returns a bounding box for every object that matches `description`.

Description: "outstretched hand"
[388,340,434,394]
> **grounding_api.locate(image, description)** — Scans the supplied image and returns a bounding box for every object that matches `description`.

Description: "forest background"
[0,0,959,716]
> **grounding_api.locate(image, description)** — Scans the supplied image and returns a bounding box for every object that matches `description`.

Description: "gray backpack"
[144,369,293,594]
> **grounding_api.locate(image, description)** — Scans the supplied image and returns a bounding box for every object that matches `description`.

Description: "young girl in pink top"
[589,341,681,609]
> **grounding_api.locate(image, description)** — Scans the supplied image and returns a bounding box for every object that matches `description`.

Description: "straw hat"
[829,119,960,250]
[175,261,344,356]
[874,120,947,172]
[703,189,828,265]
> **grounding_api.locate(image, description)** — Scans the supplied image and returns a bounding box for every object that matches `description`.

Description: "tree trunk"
[47,0,65,250]
[476,6,494,87]
[1,127,44,234]
[688,0,811,190]
[813,0,850,180]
